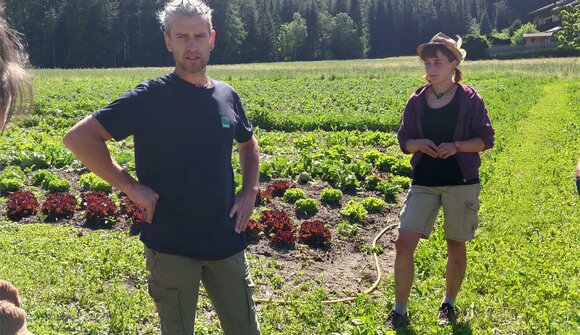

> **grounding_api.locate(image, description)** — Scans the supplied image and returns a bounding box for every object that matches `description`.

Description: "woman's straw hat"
[417,32,467,64]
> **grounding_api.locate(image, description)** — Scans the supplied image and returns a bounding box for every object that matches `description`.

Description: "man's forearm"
[63,117,138,194]
[238,136,259,192]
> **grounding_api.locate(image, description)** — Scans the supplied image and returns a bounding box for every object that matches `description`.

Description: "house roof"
[545,26,562,33]
[528,0,578,16]
[554,0,579,11]
[529,3,557,16]
[523,32,555,38]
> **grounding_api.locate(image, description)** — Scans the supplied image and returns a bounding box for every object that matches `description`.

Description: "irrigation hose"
[254,223,398,305]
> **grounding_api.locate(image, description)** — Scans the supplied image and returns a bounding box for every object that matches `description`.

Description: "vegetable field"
[0,57,578,334]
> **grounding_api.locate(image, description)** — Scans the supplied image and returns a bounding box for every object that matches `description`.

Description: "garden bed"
[0,169,401,301]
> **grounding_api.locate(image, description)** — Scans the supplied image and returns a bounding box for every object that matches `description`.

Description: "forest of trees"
[3,0,552,68]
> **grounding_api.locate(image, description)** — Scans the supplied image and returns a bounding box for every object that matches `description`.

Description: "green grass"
[1,57,579,334]
[30,56,580,79]
[469,81,580,333]
[0,224,155,334]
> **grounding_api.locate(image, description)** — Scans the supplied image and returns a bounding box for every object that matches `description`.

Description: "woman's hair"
[0,5,32,131]
[419,44,463,83]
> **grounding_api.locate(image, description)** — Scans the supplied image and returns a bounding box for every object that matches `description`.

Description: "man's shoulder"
[211,79,238,95]
[134,73,175,94]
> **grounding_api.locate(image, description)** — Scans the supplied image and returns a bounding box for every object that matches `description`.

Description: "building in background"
[524,0,579,45]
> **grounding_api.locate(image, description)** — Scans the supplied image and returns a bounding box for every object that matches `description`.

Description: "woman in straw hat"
[388,32,495,328]
[0,4,32,131]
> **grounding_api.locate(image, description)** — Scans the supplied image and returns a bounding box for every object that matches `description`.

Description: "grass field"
[1,56,579,334]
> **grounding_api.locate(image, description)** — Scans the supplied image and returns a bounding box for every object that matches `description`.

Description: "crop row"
[28,74,543,133]
[258,179,405,216]
[6,190,143,226]
[0,167,112,194]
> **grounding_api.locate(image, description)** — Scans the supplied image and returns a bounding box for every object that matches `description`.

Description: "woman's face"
[423,50,457,84]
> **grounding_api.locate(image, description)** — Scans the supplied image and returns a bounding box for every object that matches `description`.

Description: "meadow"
[0,56,578,334]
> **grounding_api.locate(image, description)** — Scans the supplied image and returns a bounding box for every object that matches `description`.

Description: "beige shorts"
[399,184,481,242]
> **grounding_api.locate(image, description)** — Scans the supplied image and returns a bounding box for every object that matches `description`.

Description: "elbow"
[239,136,259,154]
[484,133,495,150]
[63,116,104,150]
[482,137,494,151]
[63,129,77,150]
[398,138,411,154]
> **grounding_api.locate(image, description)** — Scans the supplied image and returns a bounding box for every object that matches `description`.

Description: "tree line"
[3,0,549,68]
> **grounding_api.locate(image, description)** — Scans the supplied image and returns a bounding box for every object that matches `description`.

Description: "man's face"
[164,15,216,76]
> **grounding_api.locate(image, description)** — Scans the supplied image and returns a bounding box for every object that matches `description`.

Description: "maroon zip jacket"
[397,84,495,181]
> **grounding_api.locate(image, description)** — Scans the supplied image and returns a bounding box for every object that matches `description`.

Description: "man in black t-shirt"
[63,1,261,334]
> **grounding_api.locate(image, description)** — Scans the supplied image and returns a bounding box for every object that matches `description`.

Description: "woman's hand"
[407,138,438,157]
[436,142,457,159]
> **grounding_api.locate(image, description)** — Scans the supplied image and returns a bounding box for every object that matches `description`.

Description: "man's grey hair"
[157,0,213,34]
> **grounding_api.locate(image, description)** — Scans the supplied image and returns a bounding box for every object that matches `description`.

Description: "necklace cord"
[432,83,456,102]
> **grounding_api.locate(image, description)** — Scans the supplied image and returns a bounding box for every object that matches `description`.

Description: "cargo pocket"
[465,199,480,234]
[398,191,413,221]
[147,279,183,332]
[144,247,157,273]
[243,274,260,334]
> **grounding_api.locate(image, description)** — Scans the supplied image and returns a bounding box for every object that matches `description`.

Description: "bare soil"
[248,180,400,301]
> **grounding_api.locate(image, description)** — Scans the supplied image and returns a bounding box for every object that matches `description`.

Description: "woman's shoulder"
[457,84,482,100]
[408,84,430,101]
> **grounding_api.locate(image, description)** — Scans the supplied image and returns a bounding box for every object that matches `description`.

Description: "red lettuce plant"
[81,192,118,227]
[270,230,296,247]
[245,219,264,241]
[259,209,295,236]
[6,191,39,221]
[246,219,263,235]
[255,189,273,206]
[259,209,296,248]
[265,180,295,198]
[41,192,77,222]
[119,197,145,225]
[298,220,332,248]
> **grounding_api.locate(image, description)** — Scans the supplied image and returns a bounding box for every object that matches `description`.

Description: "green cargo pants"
[145,246,261,335]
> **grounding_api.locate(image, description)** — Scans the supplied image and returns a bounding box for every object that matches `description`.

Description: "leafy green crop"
[79,172,113,193]
[320,188,343,204]
[0,166,26,193]
[361,196,386,212]
[32,169,56,187]
[282,188,306,204]
[0,178,24,193]
[47,179,71,193]
[341,199,368,222]
[295,198,318,216]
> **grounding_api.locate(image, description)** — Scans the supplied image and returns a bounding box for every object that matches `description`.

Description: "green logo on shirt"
[221,116,230,129]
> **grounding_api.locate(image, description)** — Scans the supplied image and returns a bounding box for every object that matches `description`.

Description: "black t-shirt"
[413,89,478,186]
[93,73,253,260]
